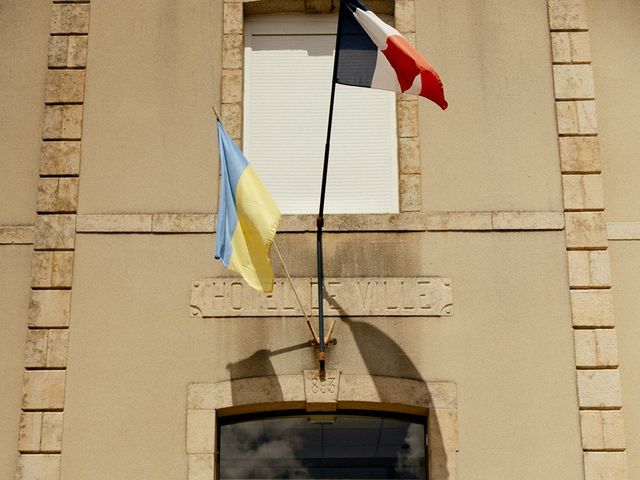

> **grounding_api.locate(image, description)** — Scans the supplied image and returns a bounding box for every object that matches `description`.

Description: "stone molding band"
[9,220,640,241]
[67,211,567,233]
[0,226,35,245]
[607,223,640,241]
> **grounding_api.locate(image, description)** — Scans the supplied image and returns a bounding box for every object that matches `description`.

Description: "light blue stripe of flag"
[215,121,248,267]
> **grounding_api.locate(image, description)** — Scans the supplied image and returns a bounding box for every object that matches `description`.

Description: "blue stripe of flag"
[335,0,378,88]
[214,121,249,267]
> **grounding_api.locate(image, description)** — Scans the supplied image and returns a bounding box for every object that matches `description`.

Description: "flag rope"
[273,240,319,346]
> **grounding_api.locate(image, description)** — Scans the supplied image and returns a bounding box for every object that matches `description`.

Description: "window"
[244,14,399,215]
[219,411,427,479]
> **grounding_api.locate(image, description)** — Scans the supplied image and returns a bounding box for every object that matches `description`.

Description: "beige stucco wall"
[609,244,640,479]
[0,0,51,224]
[61,232,582,479]
[0,0,50,475]
[588,0,640,222]
[78,0,222,215]
[419,0,563,212]
[0,247,31,479]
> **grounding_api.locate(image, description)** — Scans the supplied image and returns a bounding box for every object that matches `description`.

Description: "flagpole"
[316,0,344,373]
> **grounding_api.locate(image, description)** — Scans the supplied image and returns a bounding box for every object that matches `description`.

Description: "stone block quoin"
[17,2,90,476]
[547,0,628,476]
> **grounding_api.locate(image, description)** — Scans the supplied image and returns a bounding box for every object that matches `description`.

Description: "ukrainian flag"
[214,121,281,293]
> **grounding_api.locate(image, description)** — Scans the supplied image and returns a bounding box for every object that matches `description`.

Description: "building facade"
[1,0,639,479]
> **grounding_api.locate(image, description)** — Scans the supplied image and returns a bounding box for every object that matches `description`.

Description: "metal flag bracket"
[324,319,337,347]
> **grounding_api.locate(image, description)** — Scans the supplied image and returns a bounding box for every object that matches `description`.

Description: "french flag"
[335,0,448,110]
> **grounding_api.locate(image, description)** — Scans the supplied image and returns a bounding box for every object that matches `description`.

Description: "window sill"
[75,211,565,234]
[279,213,427,232]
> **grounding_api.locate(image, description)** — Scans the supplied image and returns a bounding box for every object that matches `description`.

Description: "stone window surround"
[221,0,424,231]
[186,373,458,480]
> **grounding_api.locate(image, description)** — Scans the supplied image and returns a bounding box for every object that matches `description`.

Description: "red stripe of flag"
[383,35,448,110]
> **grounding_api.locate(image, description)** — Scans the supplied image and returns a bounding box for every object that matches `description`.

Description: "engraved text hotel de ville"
[191,277,453,317]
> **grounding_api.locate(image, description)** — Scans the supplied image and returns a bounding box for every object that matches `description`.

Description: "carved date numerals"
[311,376,337,395]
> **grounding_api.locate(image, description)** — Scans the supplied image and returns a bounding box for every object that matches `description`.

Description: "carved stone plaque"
[190,277,452,317]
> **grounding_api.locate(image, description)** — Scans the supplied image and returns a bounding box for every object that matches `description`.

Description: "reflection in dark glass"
[219,413,426,479]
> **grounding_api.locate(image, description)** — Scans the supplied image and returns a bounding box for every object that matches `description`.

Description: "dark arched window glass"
[219,411,427,479]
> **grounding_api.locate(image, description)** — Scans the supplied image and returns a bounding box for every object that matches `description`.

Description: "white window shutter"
[244,14,399,214]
